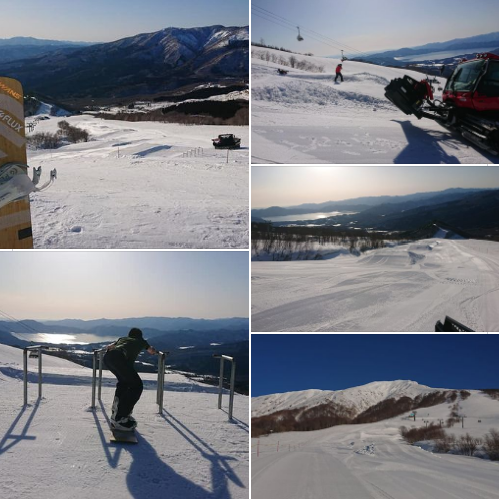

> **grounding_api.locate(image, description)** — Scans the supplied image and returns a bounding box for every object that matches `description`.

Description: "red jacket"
[336,65,342,74]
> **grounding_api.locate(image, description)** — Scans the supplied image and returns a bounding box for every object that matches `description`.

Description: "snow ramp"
[252,238,499,331]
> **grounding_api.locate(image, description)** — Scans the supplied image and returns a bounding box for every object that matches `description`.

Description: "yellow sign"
[0,81,22,101]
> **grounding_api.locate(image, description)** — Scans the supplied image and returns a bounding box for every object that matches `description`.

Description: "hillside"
[252,237,499,332]
[251,189,499,241]
[361,31,499,66]
[252,382,499,499]
[24,114,248,249]
[1,26,249,102]
[251,188,489,218]
[0,344,248,499]
[251,47,496,164]
[252,380,439,418]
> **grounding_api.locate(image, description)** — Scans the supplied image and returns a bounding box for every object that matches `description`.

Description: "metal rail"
[213,354,236,420]
[91,348,169,414]
[23,346,43,406]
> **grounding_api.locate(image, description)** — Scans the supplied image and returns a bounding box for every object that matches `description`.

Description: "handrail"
[91,348,169,414]
[213,354,236,420]
[23,345,43,406]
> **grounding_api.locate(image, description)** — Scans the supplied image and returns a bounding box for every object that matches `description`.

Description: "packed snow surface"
[0,344,248,499]
[251,48,497,164]
[252,389,499,499]
[252,380,438,418]
[26,115,248,248]
[252,238,499,332]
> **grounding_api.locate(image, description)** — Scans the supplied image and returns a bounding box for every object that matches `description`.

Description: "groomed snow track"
[252,238,499,332]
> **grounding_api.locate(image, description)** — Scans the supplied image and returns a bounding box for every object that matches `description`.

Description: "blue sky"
[252,0,499,56]
[1,0,248,42]
[252,166,499,208]
[0,251,249,320]
[251,334,499,397]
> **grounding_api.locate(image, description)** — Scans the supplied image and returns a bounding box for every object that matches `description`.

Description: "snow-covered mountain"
[252,382,499,499]
[252,380,440,418]
[1,25,249,101]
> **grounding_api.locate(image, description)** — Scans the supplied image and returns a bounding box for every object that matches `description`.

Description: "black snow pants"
[104,349,143,420]
[335,72,344,82]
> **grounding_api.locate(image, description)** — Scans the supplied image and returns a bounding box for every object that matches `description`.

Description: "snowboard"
[110,429,138,444]
[0,76,33,248]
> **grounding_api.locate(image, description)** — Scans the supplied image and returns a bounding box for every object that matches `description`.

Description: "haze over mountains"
[356,30,499,66]
[0,316,248,345]
[0,36,94,63]
[252,188,499,239]
[0,25,249,102]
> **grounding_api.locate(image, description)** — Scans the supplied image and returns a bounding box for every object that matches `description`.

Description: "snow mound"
[252,238,499,331]
[355,443,376,456]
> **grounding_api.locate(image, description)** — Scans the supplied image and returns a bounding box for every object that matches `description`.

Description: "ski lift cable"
[0,307,44,336]
[253,11,358,58]
[253,4,373,58]
[252,11,304,37]
[253,4,382,61]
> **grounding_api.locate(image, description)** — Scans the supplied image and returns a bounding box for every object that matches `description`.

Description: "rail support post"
[213,354,236,420]
[23,346,43,406]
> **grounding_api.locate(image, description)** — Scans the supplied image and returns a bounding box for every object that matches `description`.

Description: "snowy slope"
[252,238,499,332]
[252,380,438,418]
[252,390,499,499]
[251,48,496,164]
[26,115,248,249]
[0,344,248,499]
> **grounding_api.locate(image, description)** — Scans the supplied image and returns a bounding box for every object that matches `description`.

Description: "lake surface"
[10,332,116,345]
[265,211,357,222]
[395,46,496,62]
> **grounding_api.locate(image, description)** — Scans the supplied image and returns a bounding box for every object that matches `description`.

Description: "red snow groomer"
[212,133,241,149]
[385,53,499,153]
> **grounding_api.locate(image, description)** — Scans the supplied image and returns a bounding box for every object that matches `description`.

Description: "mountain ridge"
[252,380,439,418]
[0,25,249,102]
[251,188,489,218]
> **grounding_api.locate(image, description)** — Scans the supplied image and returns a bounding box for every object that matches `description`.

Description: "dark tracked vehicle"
[212,134,241,149]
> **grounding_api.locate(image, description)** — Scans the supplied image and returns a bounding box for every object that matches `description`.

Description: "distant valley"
[252,188,499,241]
[0,316,249,393]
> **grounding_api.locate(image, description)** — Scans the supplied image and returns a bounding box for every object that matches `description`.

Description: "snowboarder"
[104,328,158,431]
[335,64,344,82]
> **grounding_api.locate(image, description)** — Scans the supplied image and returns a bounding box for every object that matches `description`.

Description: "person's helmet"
[128,328,143,339]
[339,64,342,67]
